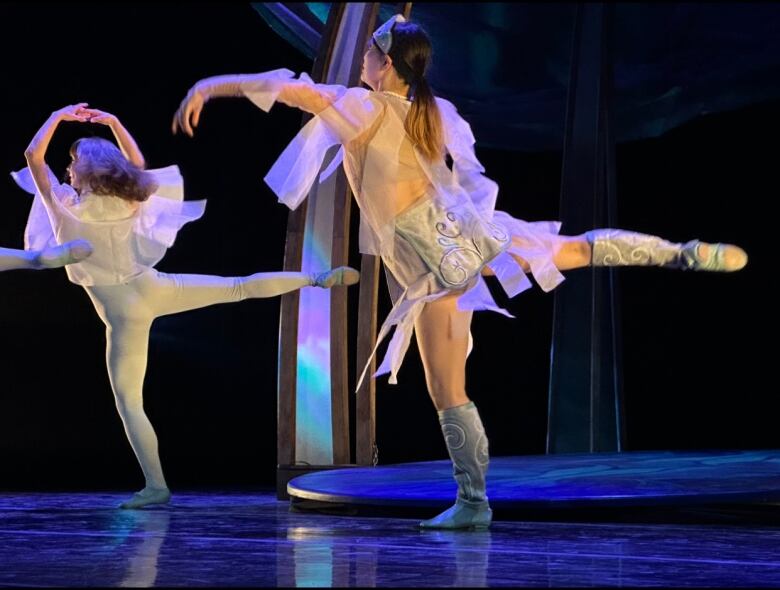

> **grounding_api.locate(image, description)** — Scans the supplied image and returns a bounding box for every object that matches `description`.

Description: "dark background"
[0,2,773,491]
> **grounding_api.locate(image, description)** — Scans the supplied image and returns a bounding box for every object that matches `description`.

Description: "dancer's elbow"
[24,148,43,163]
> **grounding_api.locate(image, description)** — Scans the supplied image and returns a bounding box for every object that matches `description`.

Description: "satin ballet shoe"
[680,240,748,272]
[119,486,171,510]
[312,266,360,288]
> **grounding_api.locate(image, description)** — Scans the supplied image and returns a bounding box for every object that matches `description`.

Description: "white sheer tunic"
[11,165,205,286]
[241,69,567,390]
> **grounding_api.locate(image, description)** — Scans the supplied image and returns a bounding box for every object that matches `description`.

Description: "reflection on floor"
[1,491,779,587]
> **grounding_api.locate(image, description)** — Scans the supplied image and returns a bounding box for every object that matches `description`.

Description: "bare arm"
[24,103,88,202]
[172,73,338,137]
[82,108,146,168]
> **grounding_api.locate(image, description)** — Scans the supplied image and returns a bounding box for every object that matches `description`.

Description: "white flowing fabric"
[240,69,566,390]
[10,165,206,286]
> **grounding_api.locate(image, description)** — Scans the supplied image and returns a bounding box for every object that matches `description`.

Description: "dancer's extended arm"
[24,103,89,201]
[172,70,349,137]
[173,70,384,210]
[82,108,146,169]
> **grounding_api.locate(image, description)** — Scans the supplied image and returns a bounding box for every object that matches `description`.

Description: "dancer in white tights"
[15,103,359,509]
[173,16,748,528]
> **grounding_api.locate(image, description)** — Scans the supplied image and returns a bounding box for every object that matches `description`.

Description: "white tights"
[0,246,41,271]
[83,268,315,489]
[1,241,93,272]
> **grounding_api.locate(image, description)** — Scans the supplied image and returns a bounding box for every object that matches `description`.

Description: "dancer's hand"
[54,103,90,123]
[80,107,118,126]
[172,84,207,137]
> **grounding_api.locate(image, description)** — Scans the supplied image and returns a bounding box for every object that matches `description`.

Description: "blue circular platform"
[287,450,780,509]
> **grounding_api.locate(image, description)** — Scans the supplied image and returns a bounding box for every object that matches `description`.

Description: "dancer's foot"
[419,500,493,530]
[119,486,171,510]
[312,266,360,288]
[36,239,93,269]
[681,240,748,272]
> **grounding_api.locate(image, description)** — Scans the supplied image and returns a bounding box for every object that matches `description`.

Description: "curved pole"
[355,1,414,467]
[277,2,384,496]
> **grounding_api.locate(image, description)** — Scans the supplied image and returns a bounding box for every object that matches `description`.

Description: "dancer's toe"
[683,241,748,272]
[313,266,360,288]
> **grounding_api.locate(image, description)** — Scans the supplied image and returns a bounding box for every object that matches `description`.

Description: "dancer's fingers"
[182,103,194,136]
[172,90,203,136]
[177,104,187,135]
[176,101,192,136]
[191,102,202,128]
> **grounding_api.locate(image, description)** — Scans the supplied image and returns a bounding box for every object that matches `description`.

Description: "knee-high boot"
[586,229,747,272]
[420,401,493,530]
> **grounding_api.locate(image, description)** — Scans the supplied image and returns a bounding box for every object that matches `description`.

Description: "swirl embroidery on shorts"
[434,208,508,287]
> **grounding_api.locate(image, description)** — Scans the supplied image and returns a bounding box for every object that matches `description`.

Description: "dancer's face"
[361,42,390,90]
[66,157,83,190]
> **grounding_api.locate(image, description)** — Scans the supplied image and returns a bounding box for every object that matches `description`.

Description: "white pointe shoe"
[680,240,748,272]
[119,486,171,510]
[312,266,360,288]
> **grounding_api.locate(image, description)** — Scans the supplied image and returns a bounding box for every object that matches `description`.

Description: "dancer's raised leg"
[144,267,358,317]
[0,240,93,271]
[483,230,748,276]
[84,265,359,509]
[584,229,747,271]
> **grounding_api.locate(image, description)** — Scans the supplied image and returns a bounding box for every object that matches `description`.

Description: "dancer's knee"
[424,375,469,411]
[233,277,247,301]
[113,390,144,416]
[553,237,592,269]
[565,238,592,266]
[427,387,470,412]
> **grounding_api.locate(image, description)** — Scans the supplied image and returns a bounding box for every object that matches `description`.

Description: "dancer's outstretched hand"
[172,84,206,137]
[55,103,90,122]
[80,107,117,126]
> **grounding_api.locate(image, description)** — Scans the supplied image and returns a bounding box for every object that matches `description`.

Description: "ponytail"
[384,21,444,163]
[406,75,443,162]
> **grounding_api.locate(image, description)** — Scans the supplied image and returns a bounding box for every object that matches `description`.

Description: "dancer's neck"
[376,76,410,99]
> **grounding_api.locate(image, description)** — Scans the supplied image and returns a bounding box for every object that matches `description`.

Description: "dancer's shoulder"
[51,182,79,207]
[434,95,457,109]
[323,87,387,120]
[434,97,475,147]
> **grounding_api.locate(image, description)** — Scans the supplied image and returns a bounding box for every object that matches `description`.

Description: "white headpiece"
[372,14,406,54]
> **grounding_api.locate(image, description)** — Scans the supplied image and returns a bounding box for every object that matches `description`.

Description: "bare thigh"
[481,234,591,276]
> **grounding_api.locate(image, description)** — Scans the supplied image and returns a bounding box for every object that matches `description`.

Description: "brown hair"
[376,20,443,162]
[69,137,158,202]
